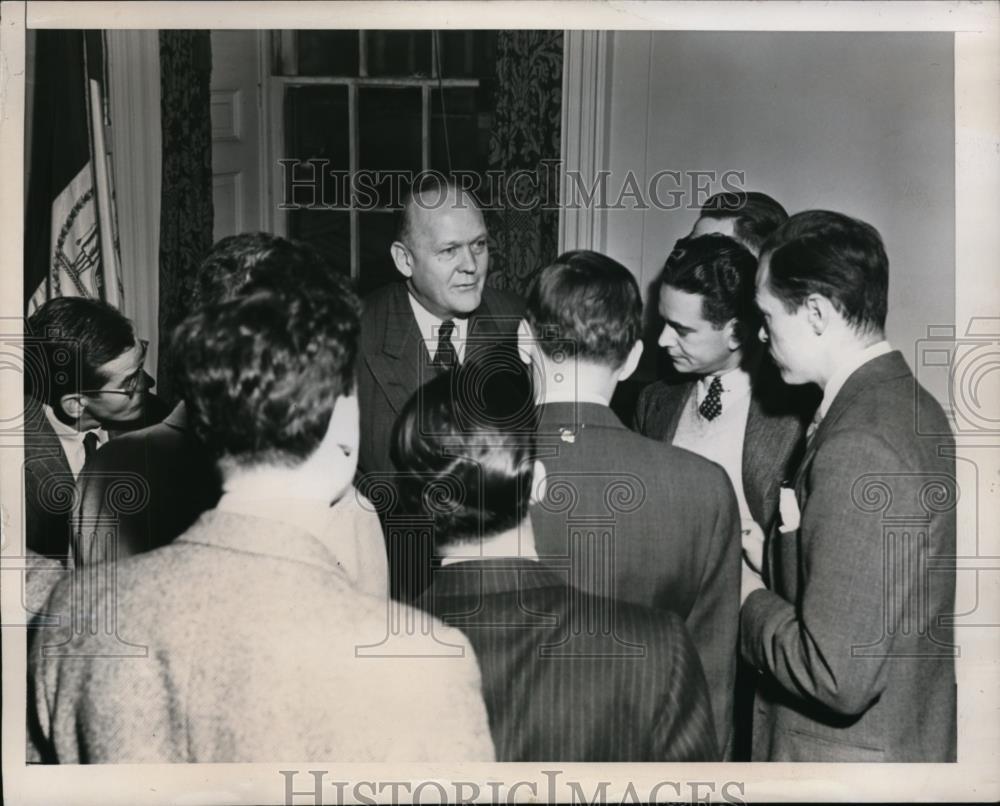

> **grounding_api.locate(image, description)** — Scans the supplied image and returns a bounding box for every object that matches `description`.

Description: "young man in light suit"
[742,210,957,761]
[29,263,495,763]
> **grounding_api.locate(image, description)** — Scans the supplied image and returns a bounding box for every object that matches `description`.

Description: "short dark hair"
[525,250,641,368]
[699,191,788,254]
[173,260,362,468]
[193,232,332,309]
[760,210,889,335]
[391,366,537,547]
[395,173,471,244]
[26,297,135,408]
[659,234,760,338]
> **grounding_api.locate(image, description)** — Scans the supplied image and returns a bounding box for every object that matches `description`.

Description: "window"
[270,30,498,295]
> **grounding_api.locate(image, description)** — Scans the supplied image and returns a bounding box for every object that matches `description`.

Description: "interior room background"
[23,29,955,409]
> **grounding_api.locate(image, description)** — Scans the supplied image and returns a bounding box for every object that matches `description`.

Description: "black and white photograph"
[1,1,998,803]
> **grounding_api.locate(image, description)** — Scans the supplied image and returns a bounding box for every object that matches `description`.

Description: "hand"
[741,518,765,575]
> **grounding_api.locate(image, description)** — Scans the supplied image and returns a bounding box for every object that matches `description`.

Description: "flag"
[25,30,123,314]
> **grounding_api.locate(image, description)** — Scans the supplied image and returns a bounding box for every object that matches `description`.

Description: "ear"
[723,317,742,351]
[390,240,413,278]
[617,340,644,382]
[804,293,831,335]
[530,459,547,505]
[59,393,86,420]
[516,318,534,365]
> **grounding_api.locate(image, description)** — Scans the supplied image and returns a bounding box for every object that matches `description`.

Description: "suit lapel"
[365,284,430,417]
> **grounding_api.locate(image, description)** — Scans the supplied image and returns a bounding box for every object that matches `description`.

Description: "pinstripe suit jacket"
[22,397,76,560]
[30,509,495,763]
[741,352,956,761]
[418,558,719,761]
[633,358,818,535]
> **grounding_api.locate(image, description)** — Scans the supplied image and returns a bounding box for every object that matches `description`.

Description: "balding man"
[357,174,523,600]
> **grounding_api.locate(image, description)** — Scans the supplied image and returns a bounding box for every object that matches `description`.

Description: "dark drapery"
[158,31,213,403]
[485,31,563,297]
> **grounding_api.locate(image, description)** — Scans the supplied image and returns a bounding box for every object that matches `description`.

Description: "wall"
[597,32,955,403]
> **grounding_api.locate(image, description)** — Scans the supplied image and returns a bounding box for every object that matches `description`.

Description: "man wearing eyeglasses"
[23,297,153,561]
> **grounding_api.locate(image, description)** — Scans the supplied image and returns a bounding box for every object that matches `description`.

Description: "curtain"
[485,31,563,297]
[157,31,213,403]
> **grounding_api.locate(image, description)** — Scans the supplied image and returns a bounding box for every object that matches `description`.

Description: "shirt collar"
[820,340,893,418]
[696,365,752,401]
[42,404,107,476]
[407,291,468,361]
[539,388,611,406]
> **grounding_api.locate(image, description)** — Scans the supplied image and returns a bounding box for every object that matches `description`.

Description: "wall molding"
[558,30,612,253]
[106,30,162,376]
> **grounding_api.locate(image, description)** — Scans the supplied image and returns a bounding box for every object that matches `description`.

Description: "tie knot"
[438,319,455,339]
[698,375,724,421]
[433,320,458,367]
[83,431,100,462]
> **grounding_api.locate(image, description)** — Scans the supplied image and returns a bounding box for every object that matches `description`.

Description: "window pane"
[438,31,497,78]
[365,31,432,77]
[430,88,491,176]
[284,85,349,207]
[288,210,351,278]
[296,30,359,76]
[359,88,422,208]
[358,211,400,297]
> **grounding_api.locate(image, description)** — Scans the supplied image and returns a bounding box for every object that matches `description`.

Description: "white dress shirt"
[407,292,469,364]
[672,367,754,519]
[42,404,107,478]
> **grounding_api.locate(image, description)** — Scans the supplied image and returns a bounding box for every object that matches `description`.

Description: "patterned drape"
[157,31,213,403]
[485,31,563,297]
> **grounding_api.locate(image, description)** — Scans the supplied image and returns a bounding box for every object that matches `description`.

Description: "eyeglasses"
[80,340,150,398]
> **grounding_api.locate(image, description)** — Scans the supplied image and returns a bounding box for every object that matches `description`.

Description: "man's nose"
[758,325,769,344]
[658,324,676,348]
[457,245,478,273]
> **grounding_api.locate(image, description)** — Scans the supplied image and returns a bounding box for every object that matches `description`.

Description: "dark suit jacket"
[530,402,741,756]
[22,397,75,560]
[417,558,719,761]
[357,281,524,477]
[634,359,817,535]
[73,402,222,566]
[741,352,957,761]
[357,281,524,601]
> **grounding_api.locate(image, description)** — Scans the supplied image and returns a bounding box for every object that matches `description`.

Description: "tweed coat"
[29,509,495,763]
[418,558,720,762]
[529,401,741,757]
[633,358,818,536]
[740,352,957,761]
[22,397,76,560]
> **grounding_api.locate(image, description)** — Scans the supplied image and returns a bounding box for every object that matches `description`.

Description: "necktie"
[433,319,458,367]
[83,431,100,464]
[806,410,823,444]
[698,375,724,421]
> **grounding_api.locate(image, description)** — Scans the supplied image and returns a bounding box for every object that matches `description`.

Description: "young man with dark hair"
[358,174,524,601]
[693,190,789,256]
[635,234,817,569]
[74,234,388,595]
[742,210,956,761]
[401,367,719,762]
[30,271,495,763]
[23,297,153,560]
[519,250,741,756]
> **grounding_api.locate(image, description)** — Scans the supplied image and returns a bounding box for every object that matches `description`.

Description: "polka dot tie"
[698,375,724,421]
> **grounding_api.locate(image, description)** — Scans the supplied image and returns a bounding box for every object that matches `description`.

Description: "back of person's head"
[26,296,135,409]
[193,232,330,309]
[760,209,888,335]
[524,250,641,368]
[698,191,788,255]
[173,258,362,469]
[391,365,537,548]
[660,234,760,342]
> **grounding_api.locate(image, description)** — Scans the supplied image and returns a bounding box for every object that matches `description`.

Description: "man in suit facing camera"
[742,210,956,762]
[357,174,523,600]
